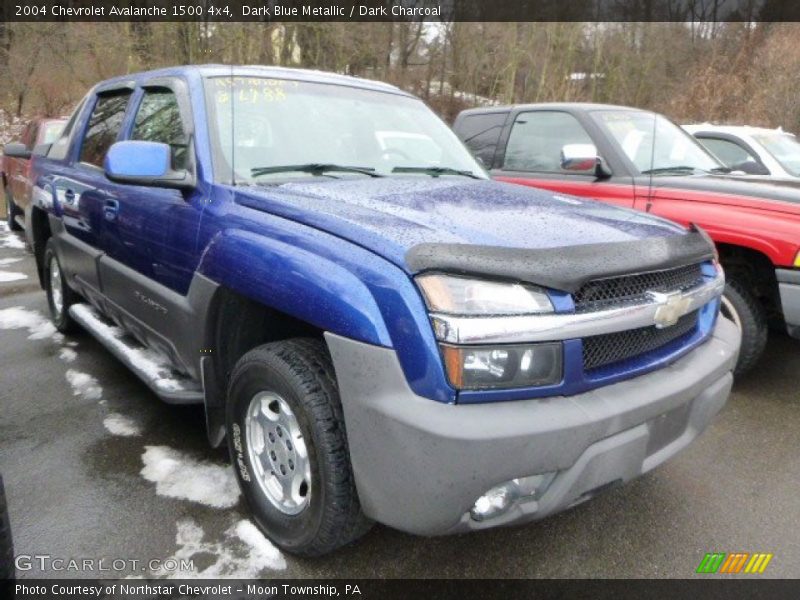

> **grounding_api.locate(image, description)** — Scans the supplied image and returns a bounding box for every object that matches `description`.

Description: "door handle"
[103,198,119,221]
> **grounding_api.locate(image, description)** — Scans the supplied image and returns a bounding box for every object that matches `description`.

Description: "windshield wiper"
[710,166,732,174]
[640,165,705,175]
[251,164,384,178]
[392,166,482,179]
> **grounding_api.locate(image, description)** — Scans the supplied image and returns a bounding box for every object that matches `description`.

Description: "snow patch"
[149,517,285,578]
[0,306,58,340]
[140,446,240,509]
[65,369,103,401]
[0,270,26,282]
[0,228,25,249]
[58,347,77,362]
[103,413,141,437]
[70,304,186,392]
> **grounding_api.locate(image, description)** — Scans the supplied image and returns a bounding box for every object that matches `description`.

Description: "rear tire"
[720,279,767,376]
[226,338,372,556]
[5,187,22,232]
[44,239,78,333]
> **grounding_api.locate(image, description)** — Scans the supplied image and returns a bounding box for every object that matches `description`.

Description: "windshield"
[204,76,486,183]
[752,132,800,177]
[591,110,723,174]
[40,121,66,145]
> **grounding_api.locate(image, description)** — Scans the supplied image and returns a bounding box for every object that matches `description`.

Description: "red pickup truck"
[3,117,66,231]
[454,103,800,375]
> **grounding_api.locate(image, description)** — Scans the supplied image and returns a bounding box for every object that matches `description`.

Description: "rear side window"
[79,92,132,167]
[457,112,507,167]
[503,111,595,173]
[131,89,188,170]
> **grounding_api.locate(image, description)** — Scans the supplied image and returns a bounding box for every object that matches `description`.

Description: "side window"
[698,137,757,168]
[503,111,595,173]
[78,92,132,167]
[458,112,508,167]
[48,98,86,161]
[131,89,188,170]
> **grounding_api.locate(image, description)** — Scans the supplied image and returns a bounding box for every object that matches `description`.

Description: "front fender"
[195,226,454,403]
[197,228,391,346]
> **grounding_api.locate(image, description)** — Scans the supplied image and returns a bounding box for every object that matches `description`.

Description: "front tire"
[5,188,22,232]
[44,239,78,333]
[720,279,767,376]
[226,338,372,556]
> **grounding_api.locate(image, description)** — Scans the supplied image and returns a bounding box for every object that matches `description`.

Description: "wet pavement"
[1,224,799,579]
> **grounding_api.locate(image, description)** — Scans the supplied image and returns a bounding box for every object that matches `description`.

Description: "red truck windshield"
[591,110,723,175]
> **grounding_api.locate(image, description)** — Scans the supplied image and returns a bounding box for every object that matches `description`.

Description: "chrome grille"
[583,310,699,372]
[574,263,704,312]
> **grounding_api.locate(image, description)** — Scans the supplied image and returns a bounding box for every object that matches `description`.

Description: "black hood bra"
[406,226,715,294]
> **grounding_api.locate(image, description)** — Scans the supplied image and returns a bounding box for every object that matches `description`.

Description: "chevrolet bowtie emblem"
[649,291,692,328]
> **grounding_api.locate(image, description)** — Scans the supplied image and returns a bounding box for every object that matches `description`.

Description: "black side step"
[68,303,204,404]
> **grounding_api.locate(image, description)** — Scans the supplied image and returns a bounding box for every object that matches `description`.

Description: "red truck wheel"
[5,188,22,232]
[721,280,767,376]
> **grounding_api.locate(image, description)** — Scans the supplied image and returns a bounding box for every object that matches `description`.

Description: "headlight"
[794,250,800,268]
[440,342,563,390]
[416,274,559,390]
[416,274,553,315]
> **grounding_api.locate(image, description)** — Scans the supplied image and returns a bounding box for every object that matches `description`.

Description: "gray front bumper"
[325,318,740,536]
[777,268,800,339]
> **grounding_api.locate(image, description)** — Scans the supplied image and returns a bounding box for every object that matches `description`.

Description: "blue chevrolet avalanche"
[7,65,740,556]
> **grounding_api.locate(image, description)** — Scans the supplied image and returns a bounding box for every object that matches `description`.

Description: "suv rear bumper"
[325,317,739,536]
[777,268,800,339]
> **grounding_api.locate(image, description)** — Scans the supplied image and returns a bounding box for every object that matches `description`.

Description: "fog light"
[470,473,557,522]
[470,482,518,521]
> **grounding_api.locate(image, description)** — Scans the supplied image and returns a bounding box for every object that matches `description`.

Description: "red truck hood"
[653,174,800,217]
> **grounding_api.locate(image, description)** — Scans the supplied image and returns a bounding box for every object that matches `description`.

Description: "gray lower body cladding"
[325,317,740,536]
[777,268,800,339]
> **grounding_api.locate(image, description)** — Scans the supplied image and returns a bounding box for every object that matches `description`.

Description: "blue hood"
[235,178,686,268]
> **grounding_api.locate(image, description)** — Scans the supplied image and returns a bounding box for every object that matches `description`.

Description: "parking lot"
[1,221,799,579]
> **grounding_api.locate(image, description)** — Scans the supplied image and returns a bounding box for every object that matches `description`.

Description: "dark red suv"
[3,117,66,231]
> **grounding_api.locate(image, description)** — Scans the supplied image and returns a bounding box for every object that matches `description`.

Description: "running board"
[68,303,204,404]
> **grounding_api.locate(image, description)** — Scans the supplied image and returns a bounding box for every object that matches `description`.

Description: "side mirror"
[104,141,194,189]
[560,143,611,178]
[3,142,32,160]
